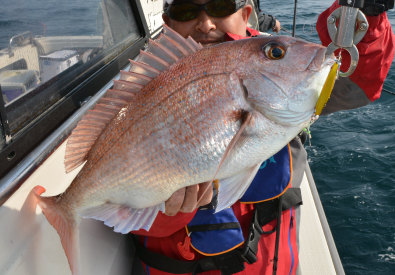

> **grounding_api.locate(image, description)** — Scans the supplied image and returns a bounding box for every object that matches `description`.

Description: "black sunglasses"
[164,0,246,22]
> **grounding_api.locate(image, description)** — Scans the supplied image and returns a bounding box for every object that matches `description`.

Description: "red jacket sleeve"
[316,1,395,102]
[130,210,197,237]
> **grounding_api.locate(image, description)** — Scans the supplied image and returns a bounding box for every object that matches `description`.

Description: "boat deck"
[299,167,343,274]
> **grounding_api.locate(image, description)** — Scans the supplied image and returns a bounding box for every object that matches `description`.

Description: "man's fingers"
[180,185,198,213]
[197,182,213,207]
[165,182,214,216]
[165,187,186,216]
[276,21,281,34]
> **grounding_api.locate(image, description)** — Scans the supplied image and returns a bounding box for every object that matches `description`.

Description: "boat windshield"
[0,0,142,145]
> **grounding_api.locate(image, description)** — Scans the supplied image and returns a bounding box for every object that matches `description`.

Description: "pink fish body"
[33,26,334,274]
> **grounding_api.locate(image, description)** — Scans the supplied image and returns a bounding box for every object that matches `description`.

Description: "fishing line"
[280,27,315,42]
[383,82,395,90]
[381,82,395,95]
[382,88,395,96]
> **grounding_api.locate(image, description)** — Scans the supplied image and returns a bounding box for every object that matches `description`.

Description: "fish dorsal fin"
[129,59,160,78]
[64,25,203,173]
[146,38,179,65]
[113,79,143,93]
[119,70,153,85]
[162,24,197,54]
[137,50,170,71]
[187,36,204,51]
[156,33,190,58]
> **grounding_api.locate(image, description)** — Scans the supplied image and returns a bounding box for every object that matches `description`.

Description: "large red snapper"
[32,26,333,274]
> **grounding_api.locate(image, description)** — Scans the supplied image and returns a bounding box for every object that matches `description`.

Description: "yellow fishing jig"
[315,62,339,116]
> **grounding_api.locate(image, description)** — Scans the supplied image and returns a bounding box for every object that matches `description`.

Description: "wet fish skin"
[69,37,330,212]
[68,42,243,208]
[33,35,333,275]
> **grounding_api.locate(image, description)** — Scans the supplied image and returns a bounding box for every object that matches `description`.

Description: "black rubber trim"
[187,222,241,233]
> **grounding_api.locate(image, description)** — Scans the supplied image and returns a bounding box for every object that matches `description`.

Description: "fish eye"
[261,42,286,60]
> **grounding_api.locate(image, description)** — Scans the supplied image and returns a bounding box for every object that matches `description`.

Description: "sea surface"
[1,0,395,274]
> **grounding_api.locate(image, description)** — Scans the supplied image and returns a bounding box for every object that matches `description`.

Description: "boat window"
[0,0,141,137]
[0,0,149,177]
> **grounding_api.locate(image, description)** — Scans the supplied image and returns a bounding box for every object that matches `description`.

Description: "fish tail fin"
[33,186,81,275]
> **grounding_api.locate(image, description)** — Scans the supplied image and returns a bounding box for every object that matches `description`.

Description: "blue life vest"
[187,144,292,256]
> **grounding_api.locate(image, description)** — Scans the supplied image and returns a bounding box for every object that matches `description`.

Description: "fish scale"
[88,49,234,168]
[32,28,334,275]
[70,75,238,209]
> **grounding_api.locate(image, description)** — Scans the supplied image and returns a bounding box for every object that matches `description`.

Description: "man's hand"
[272,19,281,34]
[165,182,213,216]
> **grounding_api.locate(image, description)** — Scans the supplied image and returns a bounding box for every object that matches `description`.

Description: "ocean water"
[1,0,395,274]
[0,0,100,50]
[259,1,395,274]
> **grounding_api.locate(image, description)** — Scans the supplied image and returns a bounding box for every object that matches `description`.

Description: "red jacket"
[317,2,395,102]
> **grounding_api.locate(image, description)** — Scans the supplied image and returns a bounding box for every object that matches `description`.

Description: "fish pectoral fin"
[77,202,165,233]
[197,111,253,206]
[216,164,261,213]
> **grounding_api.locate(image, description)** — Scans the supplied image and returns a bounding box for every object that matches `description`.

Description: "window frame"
[0,0,151,180]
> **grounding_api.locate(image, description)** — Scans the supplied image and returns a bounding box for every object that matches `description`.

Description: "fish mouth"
[261,107,315,127]
[321,55,336,69]
[308,47,335,71]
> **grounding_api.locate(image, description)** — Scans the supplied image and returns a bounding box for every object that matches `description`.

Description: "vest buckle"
[241,209,264,264]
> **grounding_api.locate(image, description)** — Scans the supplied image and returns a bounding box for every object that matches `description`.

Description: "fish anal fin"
[33,186,82,275]
[78,202,165,233]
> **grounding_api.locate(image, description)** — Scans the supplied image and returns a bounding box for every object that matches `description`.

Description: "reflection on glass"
[0,0,141,136]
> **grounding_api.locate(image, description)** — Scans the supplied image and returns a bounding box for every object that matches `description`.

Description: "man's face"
[162,0,252,47]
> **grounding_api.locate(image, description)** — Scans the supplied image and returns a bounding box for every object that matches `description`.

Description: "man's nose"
[195,11,216,33]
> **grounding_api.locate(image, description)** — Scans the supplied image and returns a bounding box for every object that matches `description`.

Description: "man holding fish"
[127,0,395,274]
[32,0,394,274]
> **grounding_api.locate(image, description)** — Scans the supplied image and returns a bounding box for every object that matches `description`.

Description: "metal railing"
[8,31,34,57]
